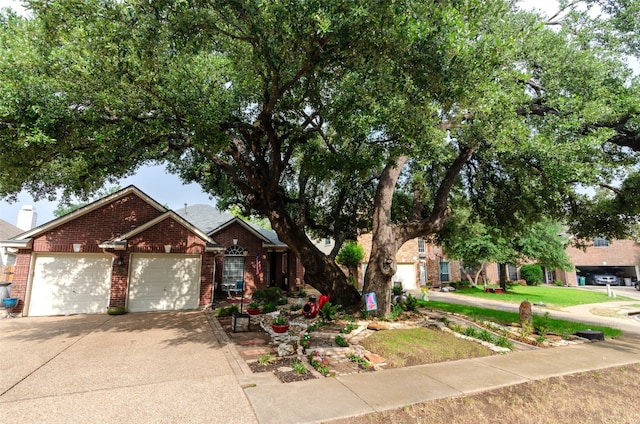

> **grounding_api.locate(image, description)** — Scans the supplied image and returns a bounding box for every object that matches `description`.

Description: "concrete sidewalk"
[239,338,640,424]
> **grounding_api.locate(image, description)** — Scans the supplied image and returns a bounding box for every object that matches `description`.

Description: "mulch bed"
[248,356,318,383]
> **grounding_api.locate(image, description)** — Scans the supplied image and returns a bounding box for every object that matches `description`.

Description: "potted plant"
[247,301,261,315]
[271,314,290,333]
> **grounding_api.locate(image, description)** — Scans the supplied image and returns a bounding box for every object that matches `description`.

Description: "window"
[439,261,450,282]
[222,257,245,286]
[507,264,518,281]
[417,237,426,254]
[324,237,331,246]
[223,245,246,286]
[593,237,609,247]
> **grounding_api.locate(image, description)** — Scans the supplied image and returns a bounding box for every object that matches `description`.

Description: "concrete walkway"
[0,312,259,424]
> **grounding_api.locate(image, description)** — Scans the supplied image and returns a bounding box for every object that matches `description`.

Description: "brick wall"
[567,239,640,266]
[211,221,304,295]
[358,233,461,287]
[32,194,164,253]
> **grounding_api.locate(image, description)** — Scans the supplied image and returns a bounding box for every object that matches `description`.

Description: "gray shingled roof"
[174,204,234,234]
[0,219,22,240]
[174,204,285,246]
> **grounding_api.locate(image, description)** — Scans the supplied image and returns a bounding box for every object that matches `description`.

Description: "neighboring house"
[176,205,305,294]
[358,234,462,290]
[0,219,22,266]
[0,187,307,317]
[483,237,640,287]
[567,237,640,285]
[0,219,22,294]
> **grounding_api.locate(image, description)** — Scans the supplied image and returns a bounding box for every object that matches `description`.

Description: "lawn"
[453,285,630,308]
[359,327,493,368]
[421,300,622,338]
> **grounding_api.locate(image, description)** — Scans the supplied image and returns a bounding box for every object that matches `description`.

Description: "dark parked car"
[586,274,619,286]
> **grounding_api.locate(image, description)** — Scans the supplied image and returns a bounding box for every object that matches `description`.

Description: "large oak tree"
[1,1,639,313]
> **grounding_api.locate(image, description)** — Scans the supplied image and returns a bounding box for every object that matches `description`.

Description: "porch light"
[233,238,238,245]
[164,245,172,253]
[72,243,82,253]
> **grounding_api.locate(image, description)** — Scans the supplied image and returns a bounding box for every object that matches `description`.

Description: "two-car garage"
[26,253,203,316]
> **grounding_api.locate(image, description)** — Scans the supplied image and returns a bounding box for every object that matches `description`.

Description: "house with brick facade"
[0,186,304,317]
[358,234,462,290]
[176,204,304,295]
[482,237,640,287]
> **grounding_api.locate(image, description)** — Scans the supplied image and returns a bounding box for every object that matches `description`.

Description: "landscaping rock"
[368,321,391,331]
[519,300,532,326]
[278,342,296,357]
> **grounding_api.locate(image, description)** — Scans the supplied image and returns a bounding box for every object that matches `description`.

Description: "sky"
[0,0,572,227]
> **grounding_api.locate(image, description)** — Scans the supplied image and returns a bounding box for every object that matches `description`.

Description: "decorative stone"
[368,321,391,331]
[519,300,532,327]
[277,343,295,357]
[364,352,386,365]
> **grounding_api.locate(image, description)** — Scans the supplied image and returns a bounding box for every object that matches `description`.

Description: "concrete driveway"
[0,311,257,423]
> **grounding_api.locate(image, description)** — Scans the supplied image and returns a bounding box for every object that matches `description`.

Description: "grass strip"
[422,300,622,338]
[452,286,631,308]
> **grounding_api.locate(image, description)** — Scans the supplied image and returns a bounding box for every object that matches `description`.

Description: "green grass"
[421,300,622,339]
[359,327,492,368]
[454,285,630,308]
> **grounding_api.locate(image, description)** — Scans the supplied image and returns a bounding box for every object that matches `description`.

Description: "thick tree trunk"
[361,148,476,315]
[499,263,508,291]
[363,232,398,315]
[361,156,407,315]
[265,200,361,306]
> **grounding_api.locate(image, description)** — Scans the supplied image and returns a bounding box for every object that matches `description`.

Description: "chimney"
[17,205,37,231]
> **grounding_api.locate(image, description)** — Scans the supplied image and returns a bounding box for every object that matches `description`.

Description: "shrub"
[291,358,308,375]
[308,351,335,377]
[217,305,239,317]
[320,301,340,321]
[341,323,358,334]
[334,335,348,347]
[403,294,418,311]
[520,264,543,286]
[261,302,278,313]
[258,353,275,366]
[464,326,478,338]
[252,287,282,303]
[391,284,404,296]
[533,312,552,336]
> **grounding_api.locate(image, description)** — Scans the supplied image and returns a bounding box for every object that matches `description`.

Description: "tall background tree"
[1,0,639,313]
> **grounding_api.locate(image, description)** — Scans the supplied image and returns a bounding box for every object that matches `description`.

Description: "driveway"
[0,311,258,423]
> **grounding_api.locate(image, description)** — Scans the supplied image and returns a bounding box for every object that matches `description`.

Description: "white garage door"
[392,264,417,290]
[128,254,202,312]
[28,254,112,317]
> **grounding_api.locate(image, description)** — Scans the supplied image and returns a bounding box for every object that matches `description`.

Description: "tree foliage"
[1,1,639,312]
[336,240,365,284]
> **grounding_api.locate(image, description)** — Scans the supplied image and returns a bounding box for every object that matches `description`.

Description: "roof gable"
[8,186,166,241]
[176,204,286,248]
